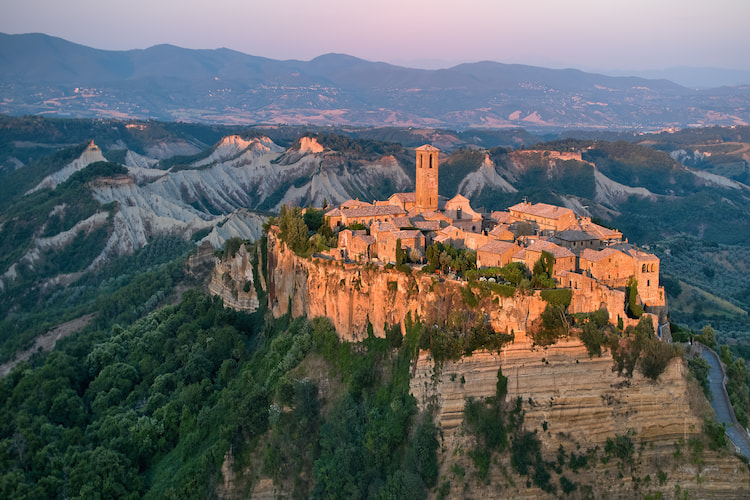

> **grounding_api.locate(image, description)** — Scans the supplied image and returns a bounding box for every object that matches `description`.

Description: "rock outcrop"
[208,243,260,313]
[266,231,645,341]
[411,335,750,498]
[216,232,750,498]
[267,231,550,341]
[28,141,106,193]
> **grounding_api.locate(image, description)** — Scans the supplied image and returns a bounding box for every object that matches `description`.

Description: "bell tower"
[415,144,439,211]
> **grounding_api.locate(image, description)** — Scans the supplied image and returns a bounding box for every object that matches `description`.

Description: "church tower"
[415,144,439,211]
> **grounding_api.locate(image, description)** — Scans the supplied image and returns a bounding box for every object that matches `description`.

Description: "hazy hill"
[2,33,749,129]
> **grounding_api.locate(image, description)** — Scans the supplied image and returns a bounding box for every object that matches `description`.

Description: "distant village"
[320,145,665,312]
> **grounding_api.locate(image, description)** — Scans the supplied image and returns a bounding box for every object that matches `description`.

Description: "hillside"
[214,228,749,498]
[2,118,750,498]
[2,33,750,130]
[2,117,750,362]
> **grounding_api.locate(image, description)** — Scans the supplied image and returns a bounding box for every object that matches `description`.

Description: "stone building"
[512,240,576,276]
[579,247,635,289]
[477,240,521,268]
[415,144,440,212]
[508,201,577,234]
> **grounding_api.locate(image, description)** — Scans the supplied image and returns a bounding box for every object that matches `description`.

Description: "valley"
[2,34,750,130]
[1,116,750,498]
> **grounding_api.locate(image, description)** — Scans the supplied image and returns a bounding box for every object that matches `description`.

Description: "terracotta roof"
[553,230,598,242]
[445,193,470,206]
[372,221,397,233]
[478,240,517,255]
[567,219,622,240]
[354,234,376,245]
[628,249,659,261]
[412,220,441,231]
[490,211,514,224]
[341,205,406,218]
[390,216,414,228]
[439,225,461,235]
[325,208,341,217]
[389,192,416,203]
[580,247,625,263]
[416,144,440,151]
[489,223,513,236]
[419,210,444,220]
[378,229,423,241]
[525,240,575,259]
[508,202,575,220]
[393,230,423,240]
[340,199,372,209]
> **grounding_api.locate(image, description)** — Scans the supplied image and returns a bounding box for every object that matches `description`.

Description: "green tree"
[699,325,717,350]
[626,277,644,318]
[278,205,310,255]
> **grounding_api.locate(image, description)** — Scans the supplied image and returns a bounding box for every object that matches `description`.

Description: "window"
[429,155,433,169]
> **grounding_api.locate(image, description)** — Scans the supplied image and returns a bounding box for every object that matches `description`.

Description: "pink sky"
[2,0,749,71]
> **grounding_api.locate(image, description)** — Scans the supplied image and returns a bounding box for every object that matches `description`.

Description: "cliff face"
[266,231,644,341]
[208,243,260,313]
[218,234,750,498]
[411,336,750,498]
[267,231,549,341]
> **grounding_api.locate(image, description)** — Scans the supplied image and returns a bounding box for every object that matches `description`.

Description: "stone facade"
[415,144,439,211]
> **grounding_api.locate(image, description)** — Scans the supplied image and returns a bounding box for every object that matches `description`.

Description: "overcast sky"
[2,0,749,72]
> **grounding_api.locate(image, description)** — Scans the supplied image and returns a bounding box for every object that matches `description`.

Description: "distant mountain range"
[1,32,749,130]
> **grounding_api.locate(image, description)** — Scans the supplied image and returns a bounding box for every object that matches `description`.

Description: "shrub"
[688,356,711,398]
[605,434,634,464]
[626,277,644,318]
[533,303,569,346]
[640,338,679,380]
[704,418,727,450]
[580,320,605,358]
[540,288,572,308]
[560,475,577,495]
[461,285,479,308]
[397,263,412,275]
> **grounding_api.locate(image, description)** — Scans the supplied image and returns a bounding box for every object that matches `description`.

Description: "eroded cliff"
[208,242,260,312]
[267,230,550,341]
[411,336,750,498]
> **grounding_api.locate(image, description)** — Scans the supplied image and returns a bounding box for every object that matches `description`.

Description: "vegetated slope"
[655,236,750,349]
[0,128,419,361]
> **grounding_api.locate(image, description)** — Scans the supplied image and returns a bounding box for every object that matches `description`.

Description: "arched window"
[429,155,433,169]
[642,264,647,272]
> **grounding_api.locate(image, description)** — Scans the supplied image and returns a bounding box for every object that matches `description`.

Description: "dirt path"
[0,313,96,377]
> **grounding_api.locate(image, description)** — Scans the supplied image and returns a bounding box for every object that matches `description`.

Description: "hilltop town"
[314,144,666,334]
